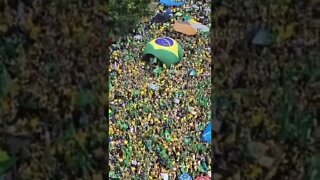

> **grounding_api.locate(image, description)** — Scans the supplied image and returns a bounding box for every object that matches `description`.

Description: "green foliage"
[108,0,152,36]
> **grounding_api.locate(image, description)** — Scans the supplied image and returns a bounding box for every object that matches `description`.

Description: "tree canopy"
[108,0,152,37]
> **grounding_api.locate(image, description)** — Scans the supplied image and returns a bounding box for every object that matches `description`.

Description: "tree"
[108,0,152,38]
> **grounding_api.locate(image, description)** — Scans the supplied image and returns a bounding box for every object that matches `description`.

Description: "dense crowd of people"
[0,0,318,179]
[0,1,107,179]
[213,0,319,179]
[109,1,212,179]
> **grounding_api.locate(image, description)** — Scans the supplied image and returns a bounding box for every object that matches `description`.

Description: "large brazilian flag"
[143,37,184,66]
